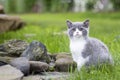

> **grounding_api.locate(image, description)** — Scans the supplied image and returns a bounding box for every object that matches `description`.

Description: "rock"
[0,56,16,63]
[1,39,28,57]
[0,51,8,56]
[0,65,24,80]
[0,44,5,52]
[48,53,57,61]
[0,61,7,66]
[23,75,43,80]
[23,72,70,80]
[10,57,30,76]
[0,14,25,33]
[56,52,72,60]
[49,59,56,71]
[29,61,49,73]
[21,41,51,63]
[0,5,5,14]
[55,58,76,72]
[55,52,76,72]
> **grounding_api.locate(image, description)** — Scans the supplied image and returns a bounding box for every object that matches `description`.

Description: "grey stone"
[29,61,49,73]
[56,52,72,60]
[0,44,5,52]
[23,72,70,80]
[10,57,30,76]
[48,53,57,61]
[55,52,76,72]
[0,51,8,56]
[21,41,51,63]
[0,5,5,14]
[23,76,43,80]
[0,61,7,66]
[0,65,23,80]
[0,14,25,33]
[49,59,56,71]
[1,39,28,56]
[0,56,16,63]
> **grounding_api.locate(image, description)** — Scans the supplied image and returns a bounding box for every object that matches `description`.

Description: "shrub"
[4,0,36,13]
[43,0,73,12]
[4,0,17,13]
[86,0,95,11]
[111,0,120,11]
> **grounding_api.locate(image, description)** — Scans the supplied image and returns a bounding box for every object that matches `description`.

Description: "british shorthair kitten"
[66,19,113,71]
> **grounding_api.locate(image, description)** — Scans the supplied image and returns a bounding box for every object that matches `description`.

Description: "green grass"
[0,12,120,80]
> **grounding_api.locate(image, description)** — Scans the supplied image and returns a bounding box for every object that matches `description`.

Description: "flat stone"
[23,72,70,80]
[29,61,49,72]
[0,14,25,33]
[0,5,5,14]
[23,76,43,80]
[0,61,7,66]
[55,52,76,72]
[56,52,72,60]
[0,51,8,56]
[55,58,76,72]
[0,56,16,63]
[2,39,29,57]
[10,57,30,76]
[0,65,23,80]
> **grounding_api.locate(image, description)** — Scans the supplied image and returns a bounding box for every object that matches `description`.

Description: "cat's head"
[66,19,89,39]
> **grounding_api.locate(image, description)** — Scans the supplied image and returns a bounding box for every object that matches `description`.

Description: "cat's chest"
[70,40,86,53]
[70,40,86,61]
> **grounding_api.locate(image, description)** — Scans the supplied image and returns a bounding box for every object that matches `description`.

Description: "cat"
[66,19,113,71]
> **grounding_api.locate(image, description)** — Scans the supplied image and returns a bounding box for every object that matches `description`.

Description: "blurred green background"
[0,0,120,13]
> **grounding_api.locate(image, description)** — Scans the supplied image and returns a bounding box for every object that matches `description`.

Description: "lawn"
[0,12,120,80]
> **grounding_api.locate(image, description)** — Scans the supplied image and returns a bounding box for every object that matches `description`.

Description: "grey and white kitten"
[66,19,113,71]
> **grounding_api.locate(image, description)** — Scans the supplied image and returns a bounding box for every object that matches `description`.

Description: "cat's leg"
[77,62,84,71]
[77,60,86,71]
[77,57,90,71]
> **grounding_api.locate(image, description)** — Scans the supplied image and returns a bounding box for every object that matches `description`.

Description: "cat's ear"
[66,20,73,29]
[83,19,89,28]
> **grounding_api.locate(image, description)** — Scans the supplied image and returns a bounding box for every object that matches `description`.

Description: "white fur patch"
[70,38,89,71]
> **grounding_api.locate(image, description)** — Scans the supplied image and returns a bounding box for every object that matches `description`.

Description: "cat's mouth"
[74,34,82,38]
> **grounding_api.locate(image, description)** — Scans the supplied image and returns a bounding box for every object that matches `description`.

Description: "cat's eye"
[79,28,83,31]
[72,28,76,31]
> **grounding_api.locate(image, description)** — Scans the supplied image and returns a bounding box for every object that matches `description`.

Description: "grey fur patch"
[82,37,113,66]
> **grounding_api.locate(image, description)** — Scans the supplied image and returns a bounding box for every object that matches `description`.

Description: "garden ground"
[0,12,120,80]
